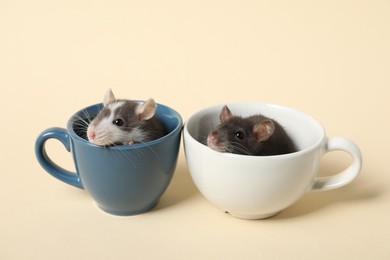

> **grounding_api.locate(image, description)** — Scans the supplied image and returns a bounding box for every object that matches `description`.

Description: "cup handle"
[312,137,362,191]
[35,127,84,189]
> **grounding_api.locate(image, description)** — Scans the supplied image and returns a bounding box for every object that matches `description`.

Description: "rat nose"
[87,127,96,140]
[207,133,218,144]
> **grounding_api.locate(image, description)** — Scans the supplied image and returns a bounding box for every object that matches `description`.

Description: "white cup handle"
[312,137,362,191]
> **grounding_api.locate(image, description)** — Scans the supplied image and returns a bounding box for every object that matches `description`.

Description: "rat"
[207,105,297,156]
[86,89,166,146]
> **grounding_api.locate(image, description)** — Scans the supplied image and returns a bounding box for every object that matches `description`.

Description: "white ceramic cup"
[183,103,362,219]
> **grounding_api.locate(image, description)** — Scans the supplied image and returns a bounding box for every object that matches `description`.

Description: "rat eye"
[235,131,245,140]
[113,119,124,126]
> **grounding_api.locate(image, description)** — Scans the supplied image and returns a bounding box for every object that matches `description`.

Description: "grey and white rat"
[207,105,296,156]
[87,89,166,146]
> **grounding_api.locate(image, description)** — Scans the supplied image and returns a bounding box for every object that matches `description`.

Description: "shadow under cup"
[184,103,362,219]
[35,103,182,216]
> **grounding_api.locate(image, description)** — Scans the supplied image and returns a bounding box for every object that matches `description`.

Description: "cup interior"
[186,103,325,154]
[68,102,182,147]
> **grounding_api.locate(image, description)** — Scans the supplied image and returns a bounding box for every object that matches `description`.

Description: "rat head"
[87,89,157,146]
[207,106,275,155]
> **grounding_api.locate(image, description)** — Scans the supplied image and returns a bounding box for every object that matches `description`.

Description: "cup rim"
[67,102,183,150]
[184,102,326,159]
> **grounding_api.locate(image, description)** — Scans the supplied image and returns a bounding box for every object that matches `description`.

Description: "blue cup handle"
[35,127,84,189]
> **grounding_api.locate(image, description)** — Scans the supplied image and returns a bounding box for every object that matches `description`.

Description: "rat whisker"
[80,109,94,124]
[110,147,138,168]
[230,143,251,155]
[72,115,91,140]
[138,143,160,163]
[74,114,90,126]
[222,145,235,154]
[196,126,212,145]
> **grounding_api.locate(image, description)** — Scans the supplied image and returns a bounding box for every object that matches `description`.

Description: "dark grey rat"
[207,105,297,156]
[87,89,166,146]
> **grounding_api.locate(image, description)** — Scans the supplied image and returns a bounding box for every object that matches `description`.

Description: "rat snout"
[86,124,113,146]
[206,129,230,153]
[207,131,219,145]
[87,126,96,141]
[207,131,227,152]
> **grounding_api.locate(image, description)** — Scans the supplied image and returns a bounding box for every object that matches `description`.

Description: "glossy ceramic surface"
[184,103,362,219]
[36,102,183,216]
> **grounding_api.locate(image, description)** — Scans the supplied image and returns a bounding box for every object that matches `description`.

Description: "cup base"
[96,201,159,216]
[226,210,281,220]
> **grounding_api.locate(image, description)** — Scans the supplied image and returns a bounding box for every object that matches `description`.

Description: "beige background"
[1,0,389,259]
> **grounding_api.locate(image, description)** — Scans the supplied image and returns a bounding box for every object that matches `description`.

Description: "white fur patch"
[108,101,125,113]
[127,127,148,143]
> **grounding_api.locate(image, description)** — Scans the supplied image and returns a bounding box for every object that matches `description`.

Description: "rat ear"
[220,105,233,123]
[136,98,157,120]
[103,89,116,107]
[253,120,275,142]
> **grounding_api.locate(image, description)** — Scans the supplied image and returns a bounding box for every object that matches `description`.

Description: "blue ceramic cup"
[35,102,182,216]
